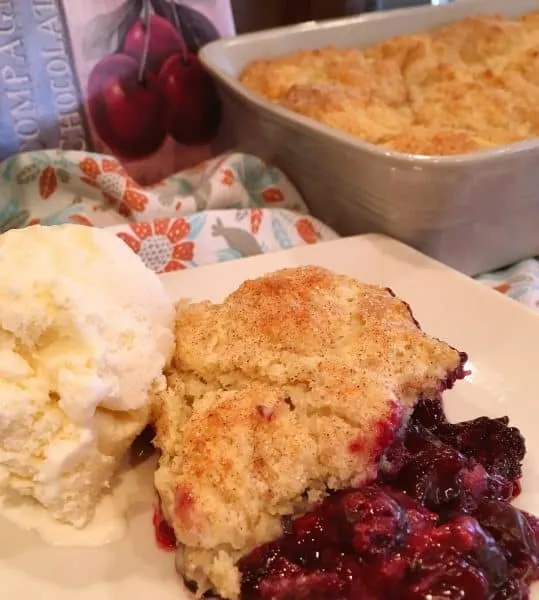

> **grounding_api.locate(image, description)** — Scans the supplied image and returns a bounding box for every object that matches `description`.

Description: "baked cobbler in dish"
[152,266,470,598]
[240,13,539,156]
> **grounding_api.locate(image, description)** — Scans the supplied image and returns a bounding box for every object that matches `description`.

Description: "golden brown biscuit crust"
[240,13,539,156]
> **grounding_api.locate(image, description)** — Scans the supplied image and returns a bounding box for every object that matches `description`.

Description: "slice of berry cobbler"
[151,267,472,599]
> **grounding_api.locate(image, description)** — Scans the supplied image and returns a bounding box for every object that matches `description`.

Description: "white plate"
[2,233,538,599]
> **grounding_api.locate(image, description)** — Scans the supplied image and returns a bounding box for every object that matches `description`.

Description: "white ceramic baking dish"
[200,0,539,276]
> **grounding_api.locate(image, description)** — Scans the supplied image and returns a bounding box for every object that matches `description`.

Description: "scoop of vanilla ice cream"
[0,224,175,527]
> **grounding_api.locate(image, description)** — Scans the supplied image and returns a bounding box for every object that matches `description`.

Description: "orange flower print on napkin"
[79,157,148,216]
[262,187,284,204]
[39,165,58,199]
[295,217,319,244]
[250,209,263,234]
[221,168,235,186]
[116,218,194,274]
[494,283,511,294]
[68,214,94,227]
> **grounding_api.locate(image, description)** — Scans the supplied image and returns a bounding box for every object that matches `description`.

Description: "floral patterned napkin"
[0,150,337,272]
[0,149,537,311]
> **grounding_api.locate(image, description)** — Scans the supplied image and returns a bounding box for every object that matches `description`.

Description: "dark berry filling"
[238,399,537,600]
[152,397,537,599]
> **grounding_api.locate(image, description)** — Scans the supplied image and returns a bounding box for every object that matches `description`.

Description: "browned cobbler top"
[240,12,539,156]
[152,266,464,599]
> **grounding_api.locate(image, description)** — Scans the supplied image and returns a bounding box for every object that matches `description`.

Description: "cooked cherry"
[438,419,523,483]
[405,561,490,600]
[474,500,539,581]
[343,487,407,559]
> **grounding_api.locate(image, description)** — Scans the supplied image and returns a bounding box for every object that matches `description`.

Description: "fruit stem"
[138,0,152,84]
[169,0,189,65]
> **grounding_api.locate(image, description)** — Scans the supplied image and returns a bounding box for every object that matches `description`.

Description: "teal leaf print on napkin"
[242,155,281,190]
[15,164,40,184]
[0,199,27,231]
[271,216,293,249]
[1,156,17,181]
[177,178,194,197]
[57,168,71,184]
[0,204,29,233]
[216,247,243,262]
[186,213,207,241]
[235,209,249,221]
[40,204,90,226]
